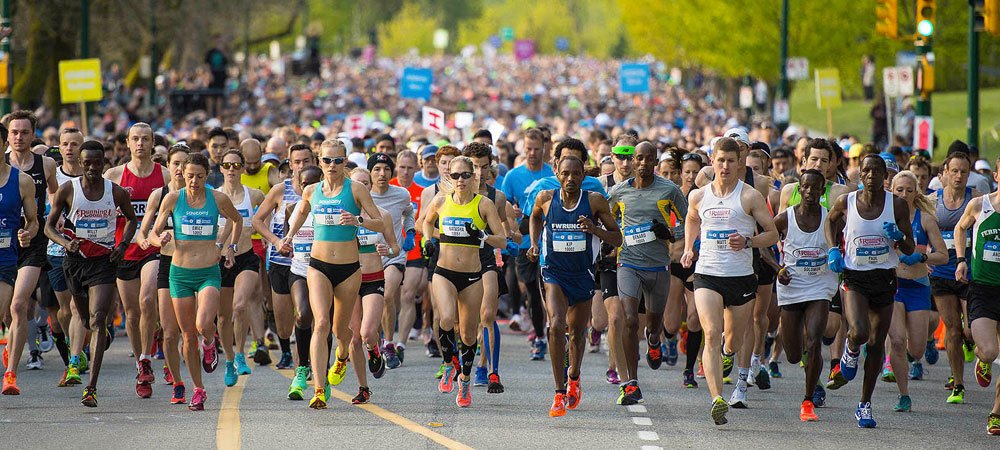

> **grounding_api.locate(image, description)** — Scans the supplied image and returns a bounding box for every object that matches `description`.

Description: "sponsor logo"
[704,207,733,220]
[854,235,886,247]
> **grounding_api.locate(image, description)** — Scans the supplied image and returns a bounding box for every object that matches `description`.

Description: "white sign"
[914,116,934,153]
[433,29,449,50]
[739,86,754,109]
[786,57,810,81]
[422,106,446,135]
[898,66,914,96]
[343,114,368,139]
[454,112,474,129]
[883,67,899,97]
[773,99,790,124]
[486,119,506,142]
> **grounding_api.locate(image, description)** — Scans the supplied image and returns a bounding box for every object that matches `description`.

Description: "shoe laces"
[857,403,873,419]
[488,372,500,383]
[193,388,207,404]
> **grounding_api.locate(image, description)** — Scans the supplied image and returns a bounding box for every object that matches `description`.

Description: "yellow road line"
[274,368,473,450]
[216,376,248,450]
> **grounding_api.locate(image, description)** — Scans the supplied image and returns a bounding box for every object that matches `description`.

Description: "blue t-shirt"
[413,171,439,188]
[501,164,554,249]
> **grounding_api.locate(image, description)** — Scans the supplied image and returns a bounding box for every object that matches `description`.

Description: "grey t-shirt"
[371,185,415,266]
[608,175,688,269]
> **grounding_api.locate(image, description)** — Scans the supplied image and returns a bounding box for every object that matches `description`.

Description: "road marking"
[274,368,473,450]
[637,431,659,441]
[216,376,248,450]
[626,405,647,413]
[640,446,664,450]
[632,417,652,426]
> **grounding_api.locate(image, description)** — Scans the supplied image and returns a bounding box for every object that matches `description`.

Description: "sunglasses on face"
[220,162,244,170]
[613,154,633,161]
[320,156,346,165]
[449,171,474,180]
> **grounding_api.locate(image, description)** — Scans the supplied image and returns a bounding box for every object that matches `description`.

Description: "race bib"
[705,229,736,251]
[293,242,312,264]
[0,229,11,248]
[314,205,343,226]
[856,245,890,265]
[76,218,110,240]
[442,217,472,238]
[552,231,586,252]
[623,223,656,246]
[180,216,214,236]
[984,241,1000,263]
[131,201,148,218]
[941,230,971,251]
[357,227,381,246]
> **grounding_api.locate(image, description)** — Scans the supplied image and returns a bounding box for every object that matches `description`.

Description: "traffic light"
[917,55,935,94]
[975,1,986,32]
[987,0,1000,36]
[916,0,936,37]
[876,0,898,39]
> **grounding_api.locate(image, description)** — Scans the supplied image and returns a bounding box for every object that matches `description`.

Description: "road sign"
[619,63,650,94]
[773,99,790,124]
[343,114,368,138]
[514,40,535,61]
[58,58,102,104]
[883,67,899,97]
[914,116,934,152]
[898,66,914,96]
[786,57,810,80]
[739,86,753,109]
[400,67,433,101]
[422,106,446,135]
[814,68,842,109]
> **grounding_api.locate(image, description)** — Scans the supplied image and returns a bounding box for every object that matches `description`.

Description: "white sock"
[139,353,150,362]
[738,367,749,382]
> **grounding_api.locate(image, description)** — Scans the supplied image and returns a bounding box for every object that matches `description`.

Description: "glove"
[651,219,674,242]
[899,252,924,266]
[464,222,485,241]
[505,238,519,255]
[402,229,416,252]
[827,248,846,273]
[423,238,439,259]
[883,222,904,242]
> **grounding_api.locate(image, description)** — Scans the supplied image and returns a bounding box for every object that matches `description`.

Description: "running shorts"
[693,273,757,308]
[169,264,222,299]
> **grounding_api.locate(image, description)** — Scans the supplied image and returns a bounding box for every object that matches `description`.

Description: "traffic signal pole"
[916,39,931,116]
[969,1,980,147]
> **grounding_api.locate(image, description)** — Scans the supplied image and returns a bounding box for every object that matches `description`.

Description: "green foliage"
[377,2,440,56]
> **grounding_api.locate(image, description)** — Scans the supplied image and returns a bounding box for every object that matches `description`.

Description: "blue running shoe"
[768,361,782,378]
[812,385,826,408]
[840,344,860,382]
[234,352,252,376]
[224,361,237,387]
[665,340,679,366]
[856,402,877,428]
[474,366,488,387]
[924,339,939,365]
[909,361,924,380]
[531,338,547,361]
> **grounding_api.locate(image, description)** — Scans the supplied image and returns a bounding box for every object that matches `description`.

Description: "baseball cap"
[975,159,991,172]
[421,145,439,159]
[368,153,395,173]
[723,127,749,144]
[879,152,900,173]
[848,143,864,159]
[262,154,280,165]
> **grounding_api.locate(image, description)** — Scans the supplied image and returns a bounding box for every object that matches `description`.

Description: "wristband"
[957,257,967,264]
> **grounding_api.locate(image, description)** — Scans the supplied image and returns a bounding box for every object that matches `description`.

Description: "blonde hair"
[440,156,475,196]
[893,170,935,213]
[320,139,347,154]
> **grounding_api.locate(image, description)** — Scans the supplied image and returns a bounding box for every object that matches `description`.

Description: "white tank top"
[68,178,118,255]
[844,190,899,271]
[696,180,756,277]
[48,167,82,257]
[776,207,838,305]
[290,202,314,277]
[217,186,253,235]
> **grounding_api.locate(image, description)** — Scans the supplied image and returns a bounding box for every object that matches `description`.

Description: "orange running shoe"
[549,393,567,417]
[800,399,818,422]
[566,379,582,410]
[2,371,19,395]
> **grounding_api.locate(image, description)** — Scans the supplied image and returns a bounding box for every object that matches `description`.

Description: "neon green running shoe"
[947,385,965,404]
[435,362,447,380]
[964,342,976,363]
[79,352,89,373]
[327,357,348,386]
[711,396,729,425]
[288,366,310,400]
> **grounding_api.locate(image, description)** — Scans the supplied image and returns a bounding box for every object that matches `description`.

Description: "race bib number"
[76,219,110,240]
[623,223,656,246]
[357,227,381,246]
[983,241,1000,263]
[131,201,148,218]
[442,217,472,238]
[180,216,214,236]
[293,242,312,264]
[941,230,971,251]
[705,229,736,251]
[314,205,343,226]
[0,229,11,248]
[552,231,586,252]
[856,245,890,265]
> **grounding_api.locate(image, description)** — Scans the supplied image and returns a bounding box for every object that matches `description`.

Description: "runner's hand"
[138,237,150,250]
[423,238,438,258]
[505,238,519,255]
[110,243,127,264]
[899,252,923,266]
[276,236,292,256]
[376,243,390,257]
[727,232,747,251]
[464,222,485,241]
[65,239,81,254]
[882,222,903,242]
[223,247,235,269]
[17,229,30,247]
[527,245,539,262]
[955,261,969,283]
[159,231,172,246]
[777,267,791,285]
[402,229,416,251]
[651,219,674,242]
[827,248,845,273]
[681,250,697,268]
[341,211,357,226]
[578,215,596,234]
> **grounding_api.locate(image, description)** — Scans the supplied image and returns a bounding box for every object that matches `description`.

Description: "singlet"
[67,178,117,258]
[268,179,301,266]
[932,188,973,280]
[390,178,424,261]
[541,189,598,272]
[217,186,253,238]
[438,193,487,248]
[787,181,835,209]
[172,189,220,242]
[695,180,756,277]
[478,185,498,259]
[311,178,361,243]
[776,207,837,305]
[6,152,47,248]
[0,168,22,266]
[843,191,899,271]
[118,162,165,260]
[240,163,272,240]
[972,195,1000,286]
[47,166,82,257]
[289,202,313,277]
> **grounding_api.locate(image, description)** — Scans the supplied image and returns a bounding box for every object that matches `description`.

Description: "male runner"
[240,138,280,365]
[389,150,427,364]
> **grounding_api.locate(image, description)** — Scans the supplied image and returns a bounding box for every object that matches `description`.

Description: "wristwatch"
[357,215,365,225]
[957,256,967,264]
[744,235,753,249]
[228,244,237,251]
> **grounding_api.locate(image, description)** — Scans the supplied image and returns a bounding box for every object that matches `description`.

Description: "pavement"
[1,327,998,449]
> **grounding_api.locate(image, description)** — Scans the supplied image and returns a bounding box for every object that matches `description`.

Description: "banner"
[400,67,433,100]
[619,63,650,94]
[422,106,446,134]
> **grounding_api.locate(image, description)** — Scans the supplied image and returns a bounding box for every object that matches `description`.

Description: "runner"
[953,165,1000,435]
[886,170,947,412]
[45,141,136,406]
[104,122,169,398]
[528,155,621,416]
[825,153,915,428]
[239,138,279,367]
[284,166,322,401]
[681,137,778,425]
[389,150,427,367]
[773,169,838,422]
[421,155,507,407]
[608,141,688,406]
[151,152,245,411]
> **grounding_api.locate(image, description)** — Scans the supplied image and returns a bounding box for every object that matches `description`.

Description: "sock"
[830,358,838,370]
[279,337,291,354]
[664,331,676,341]
[738,367,749,382]
[750,353,761,372]
[481,327,491,370]
[140,353,151,362]
[439,328,456,363]
[685,330,702,371]
[569,375,579,381]
[491,321,501,372]
[69,354,80,367]
[556,389,567,394]
[294,326,311,367]
[52,332,70,366]
[459,342,476,377]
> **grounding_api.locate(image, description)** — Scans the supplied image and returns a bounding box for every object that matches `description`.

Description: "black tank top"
[479,185,498,257]
[6,152,47,246]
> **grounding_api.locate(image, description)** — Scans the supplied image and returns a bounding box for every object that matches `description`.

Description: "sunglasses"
[681,153,702,162]
[320,156,346,165]
[613,154,633,161]
[220,162,244,170]
[449,171,474,180]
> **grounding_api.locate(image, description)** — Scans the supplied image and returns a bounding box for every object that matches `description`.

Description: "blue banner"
[400,67,433,100]
[619,63,650,94]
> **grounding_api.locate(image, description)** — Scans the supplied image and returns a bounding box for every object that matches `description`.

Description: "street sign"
[914,116,934,152]
[786,57,810,80]
[619,63,650,94]
[422,106,446,135]
[773,99,790,124]
[400,67,433,101]
[739,86,753,109]
[814,68,842,109]
[883,67,899,97]
[343,114,368,138]
[514,40,535,61]
[898,66,914,96]
[58,58,103,104]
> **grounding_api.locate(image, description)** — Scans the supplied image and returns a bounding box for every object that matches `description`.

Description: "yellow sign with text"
[58,59,103,104]
[814,68,842,110]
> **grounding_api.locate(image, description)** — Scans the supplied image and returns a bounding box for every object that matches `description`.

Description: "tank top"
[0,168,22,266]
[6,152,47,249]
[541,189,598,272]
[695,180,756,277]
[438,193,487,248]
[391,178,424,261]
[172,189,220,242]
[787,181,835,209]
[312,178,361,243]
[972,195,1000,285]
[844,191,899,271]
[932,188,973,280]
[118,162,164,260]
[67,178,118,258]
[48,166,82,257]
[478,185,498,259]
[776,207,837,305]
[289,202,313,277]
[268,179,300,266]
[240,163,272,240]
[217,186,253,237]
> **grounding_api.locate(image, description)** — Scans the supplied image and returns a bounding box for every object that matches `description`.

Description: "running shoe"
[2,346,7,368]
[763,334,775,360]
[909,361,924,380]
[352,386,371,404]
[276,351,293,369]
[924,339,939,365]
[711,396,729,425]
[234,352,252,376]
[606,368,620,385]
[665,339,678,366]
[368,347,386,379]
[224,361,238,387]
[202,339,219,373]
[549,392,567,417]
[723,376,732,384]
[487,372,505,393]
[188,387,207,411]
[509,313,523,332]
[697,362,706,378]
[531,338,547,361]
[455,379,472,407]
[988,414,1000,436]
[79,351,89,373]
[171,383,186,404]
[945,375,955,390]
[265,331,279,350]
[629,384,644,404]
[566,379,581,409]
[58,368,71,387]
[683,369,698,388]
[66,364,82,386]
[588,328,601,353]
[800,399,818,422]
[645,331,663,370]
[769,360,782,378]
[855,401,876,428]
[721,352,734,378]
[426,339,441,358]
[964,342,976,363]
[327,356,349,386]
[38,325,53,353]
[728,383,748,409]
[616,384,638,406]
[2,371,18,395]
[826,363,847,390]
[755,367,771,390]
[138,359,155,384]
[812,385,826,407]
[881,364,895,383]
[434,362,446,380]
[977,358,993,387]
[396,344,406,364]
[288,366,310,400]
[153,330,164,360]
[894,394,912,412]
[947,385,966,404]
[439,356,459,393]
[26,350,42,370]
[384,343,401,369]
[839,345,860,381]
[163,365,174,385]
[309,387,327,409]
[474,366,488,387]
[136,360,154,399]
[251,341,271,366]
[81,385,97,408]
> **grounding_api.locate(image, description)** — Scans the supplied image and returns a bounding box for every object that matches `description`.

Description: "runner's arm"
[112,185,138,262]
[479,197,508,249]
[825,193,848,249]
[379,208,400,257]
[215,192,243,248]
[283,185,313,240]
[588,192,622,248]
[892,196,915,255]
[922,214,948,266]
[43,183,70,247]
[952,197,981,258]
[152,192,178,238]
[251,183,283,245]
[139,189,163,247]
[746,188,778,248]
[683,189,703,254]
[352,182,384,232]
[777,183,795,214]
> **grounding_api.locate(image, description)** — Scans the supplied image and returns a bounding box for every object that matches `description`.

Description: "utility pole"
[81,0,90,135]
[970,0,986,147]
[149,0,157,112]
[776,0,789,132]
[0,0,11,116]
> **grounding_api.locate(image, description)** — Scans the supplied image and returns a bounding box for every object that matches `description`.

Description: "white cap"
[659,151,674,163]
[348,152,368,168]
[723,127,749,144]
[976,159,991,172]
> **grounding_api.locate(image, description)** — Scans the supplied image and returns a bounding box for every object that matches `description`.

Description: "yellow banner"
[58,58,103,104]
[814,68,842,110]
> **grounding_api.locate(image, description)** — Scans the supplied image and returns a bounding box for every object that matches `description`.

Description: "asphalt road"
[1,326,997,449]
